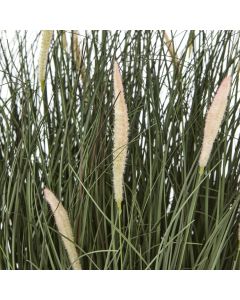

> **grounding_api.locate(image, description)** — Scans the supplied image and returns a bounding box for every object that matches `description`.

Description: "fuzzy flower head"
[38,30,53,92]
[113,61,129,214]
[44,188,81,270]
[199,76,232,172]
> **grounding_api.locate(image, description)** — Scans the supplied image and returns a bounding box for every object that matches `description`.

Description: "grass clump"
[0,30,240,270]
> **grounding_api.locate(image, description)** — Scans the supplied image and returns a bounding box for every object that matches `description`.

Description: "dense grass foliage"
[0,30,240,270]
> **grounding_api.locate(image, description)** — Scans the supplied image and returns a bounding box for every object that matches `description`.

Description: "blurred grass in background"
[0,30,240,270]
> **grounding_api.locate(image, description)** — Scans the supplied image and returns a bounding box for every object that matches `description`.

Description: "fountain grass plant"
[0,30,240,270]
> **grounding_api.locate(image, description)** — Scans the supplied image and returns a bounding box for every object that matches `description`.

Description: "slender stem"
[118,208,123,270]
[178,169,203,268]
[233,238,240,270]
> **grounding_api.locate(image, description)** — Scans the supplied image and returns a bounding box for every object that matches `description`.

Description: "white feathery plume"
[38,30,53,92]
[199,76,232,173]
[113,61,129,214]
[43,188,81,270]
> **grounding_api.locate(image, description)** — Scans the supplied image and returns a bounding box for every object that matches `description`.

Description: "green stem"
[178,168,203,268]
[233,241,240,270]
[118,211,123,270]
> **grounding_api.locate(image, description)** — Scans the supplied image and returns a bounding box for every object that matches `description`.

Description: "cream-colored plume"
[73,30,86,80]
[43,188,81,270]
[39,30,53,92]
[199,76,232,173]
[113,61,129,214]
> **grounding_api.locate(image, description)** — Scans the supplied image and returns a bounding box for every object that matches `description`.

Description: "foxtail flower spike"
[199,76,232,174]
[113,61,129,215]
[38,30,53,93]
[43,188,81,270]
